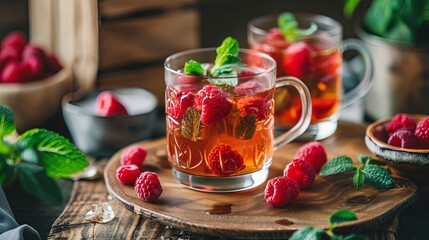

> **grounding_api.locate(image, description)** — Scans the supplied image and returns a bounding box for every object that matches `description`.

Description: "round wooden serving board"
[104,121,417,239]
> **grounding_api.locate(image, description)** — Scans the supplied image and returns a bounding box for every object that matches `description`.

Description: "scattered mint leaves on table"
[320,155,395,190]
[0,105,88,205]
[289,210,368,240]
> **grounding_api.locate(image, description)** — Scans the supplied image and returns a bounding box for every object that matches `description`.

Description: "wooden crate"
[99,9,200,70]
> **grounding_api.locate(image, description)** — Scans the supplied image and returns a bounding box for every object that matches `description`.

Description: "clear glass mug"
[248,13,372,140]
[164,48,312,192]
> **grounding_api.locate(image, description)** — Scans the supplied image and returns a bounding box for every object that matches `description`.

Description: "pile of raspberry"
[264,141,327,207]
[115,145,163,202]
[0,31,62,83]
[383,114,429,149]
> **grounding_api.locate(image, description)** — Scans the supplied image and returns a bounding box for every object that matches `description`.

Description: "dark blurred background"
[0,0,367,106]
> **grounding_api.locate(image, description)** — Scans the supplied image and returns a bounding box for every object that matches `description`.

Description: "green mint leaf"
[361,165,395,189]
[353,168,365,190]
[396,0,426,30]
[21,148,39,164]
[289,227,324,240]
[385,18,414,43]
[329,210,358,227]
[358,155,385,166]
[364,0,394,37]
[235,114,257,140]
[0,156,15,185]
[16,162,63,205]
[17,129,88,178]
[0,105,15,138]
[184,60,204,75]
[357,155,371,165]
[181,107,201,142]
[278,12,318,41]
[343,234,369,240]
[344,0,361,17]
[209,63,242,87]
[319,156,356,176]
[215,37,239,66]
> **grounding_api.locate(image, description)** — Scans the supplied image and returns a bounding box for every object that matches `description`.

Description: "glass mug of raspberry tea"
[165,37,311,192]
[248,12,372,140]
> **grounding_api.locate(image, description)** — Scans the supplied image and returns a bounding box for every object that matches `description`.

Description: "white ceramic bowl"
[0,66,72,131]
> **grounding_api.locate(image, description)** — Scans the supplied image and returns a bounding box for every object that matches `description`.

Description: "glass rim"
[164,47,277,79]
[248,12,342,38]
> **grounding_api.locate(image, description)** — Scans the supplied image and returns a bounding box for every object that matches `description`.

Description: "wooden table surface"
[4,119,429,240]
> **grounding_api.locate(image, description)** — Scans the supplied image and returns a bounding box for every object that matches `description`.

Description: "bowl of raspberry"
[62,88,158,157]
[365,114,429,183]
[0,31,71,131]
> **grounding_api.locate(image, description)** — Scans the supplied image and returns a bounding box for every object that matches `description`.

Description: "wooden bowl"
[0,66,72,131]
[365,115,429,184]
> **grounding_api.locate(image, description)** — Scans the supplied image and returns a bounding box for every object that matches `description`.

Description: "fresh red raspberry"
[284,159,316,189]
[0,48,21,65]
[1,62,30,83]
[208,144,244,176]
[415,116,429,148]
[134,171,163,202]
[175,74,202,84]
[116,164,140,185]
[167,91,195,119]
[234,80,264,95]
[237,97,269,121]
[194,85,232,126]
[95,91,129,117]
[388,129,420,148]
[120,145,147,167]
[264,176,300,207]
[24,55,44,79]
[264,28,283,42]
[45,52,62,73]
[386,113,417,135]
[22,44,46,60]
[294,141,327,174]
[1,31,27,52]
[282,41,313,79]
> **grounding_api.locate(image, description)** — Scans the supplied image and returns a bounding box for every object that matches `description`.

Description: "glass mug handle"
[274,77,312,150]
[341,38,373,109]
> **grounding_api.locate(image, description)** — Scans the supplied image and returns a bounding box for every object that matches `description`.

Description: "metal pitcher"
[356,27,429,120]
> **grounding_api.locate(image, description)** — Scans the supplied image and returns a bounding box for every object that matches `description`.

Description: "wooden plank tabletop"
[47,121,429,239]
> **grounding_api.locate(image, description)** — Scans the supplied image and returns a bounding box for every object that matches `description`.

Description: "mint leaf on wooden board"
[319,156,356,176]
[329,210,358,226]
[361,165,395,189]
[16,163,63,205]
[235,114,257,140]
[0,105,15,138]
[181,107,201,142]
[184,60,204,75]
[17,129,88,178]
[353,168,365,190]
[288,227,324,240]
[358,155,384,166]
